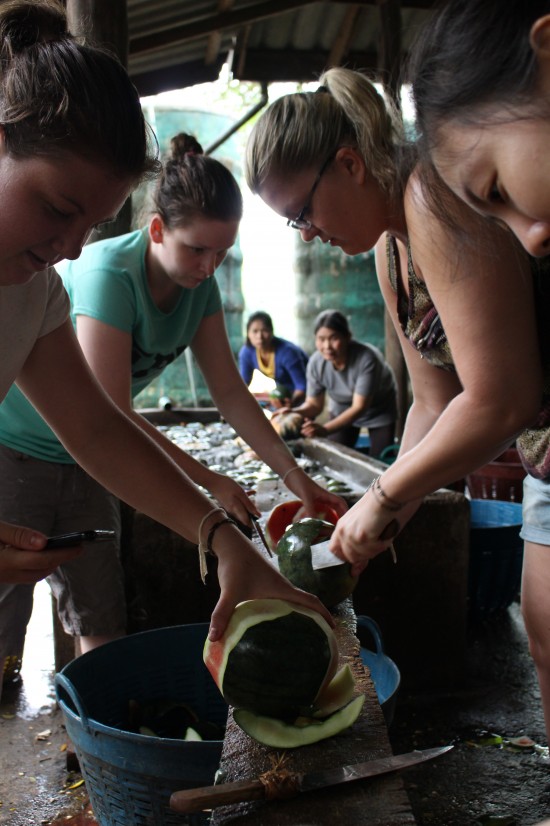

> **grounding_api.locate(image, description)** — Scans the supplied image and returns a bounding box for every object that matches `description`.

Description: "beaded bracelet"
[370,475,406,512]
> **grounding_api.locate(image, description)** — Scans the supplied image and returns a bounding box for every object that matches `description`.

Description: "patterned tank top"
[386,233,550,481]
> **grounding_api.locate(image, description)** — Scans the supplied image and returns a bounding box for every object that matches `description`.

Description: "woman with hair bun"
[0,129,344,675]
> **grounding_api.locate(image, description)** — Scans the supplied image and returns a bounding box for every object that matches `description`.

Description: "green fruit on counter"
[276,518,358,608]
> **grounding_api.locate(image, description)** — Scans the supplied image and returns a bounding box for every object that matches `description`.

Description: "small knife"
[250,514,273,557]
[170,745,453,813]
[311,520,400,570]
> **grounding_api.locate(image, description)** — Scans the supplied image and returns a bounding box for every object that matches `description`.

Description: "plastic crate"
[55,624,227,826]
[466,448,526,503]
[468,499,523,622]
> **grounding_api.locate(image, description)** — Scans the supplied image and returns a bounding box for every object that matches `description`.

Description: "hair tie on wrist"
[198,517,237,581]
[197,506,225,583]
[282,465,301,485]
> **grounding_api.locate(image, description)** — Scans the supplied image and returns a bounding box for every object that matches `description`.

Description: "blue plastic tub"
[356,615,401,725]
[468,499,523,622]
[55,624,227,826]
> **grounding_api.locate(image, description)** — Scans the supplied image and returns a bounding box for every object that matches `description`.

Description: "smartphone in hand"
[45,530,116,549]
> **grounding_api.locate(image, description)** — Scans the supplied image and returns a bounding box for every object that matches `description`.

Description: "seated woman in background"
[292,310,397,455]
[238,311,309,406]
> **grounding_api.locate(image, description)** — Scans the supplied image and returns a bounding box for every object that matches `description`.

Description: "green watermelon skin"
[276,519,358,608]
[222,611,334,719]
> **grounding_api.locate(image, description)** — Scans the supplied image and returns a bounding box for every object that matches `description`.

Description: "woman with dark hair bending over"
[239,310,309,406]
[291,309,397,456]
[0,0,335,691]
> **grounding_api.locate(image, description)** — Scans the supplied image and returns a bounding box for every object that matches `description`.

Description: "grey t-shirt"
[306,340,397,428]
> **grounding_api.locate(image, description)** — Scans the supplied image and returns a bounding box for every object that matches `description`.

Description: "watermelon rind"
[233,694,365,748]
[312,664,356,718]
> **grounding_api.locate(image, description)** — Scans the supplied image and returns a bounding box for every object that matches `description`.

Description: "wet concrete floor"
[389,601,550,825]
[0,587,549,825]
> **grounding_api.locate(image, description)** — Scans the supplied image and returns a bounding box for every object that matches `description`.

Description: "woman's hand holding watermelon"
[281,466,348,522]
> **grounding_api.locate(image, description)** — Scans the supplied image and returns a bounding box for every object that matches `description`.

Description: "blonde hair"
[245,67,404,198]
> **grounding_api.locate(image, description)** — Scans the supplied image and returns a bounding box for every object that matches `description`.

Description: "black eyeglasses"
[287,153,334,231]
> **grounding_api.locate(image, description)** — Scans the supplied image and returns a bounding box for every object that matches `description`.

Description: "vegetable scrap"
[125,698,225,741]
[462,727,548,755]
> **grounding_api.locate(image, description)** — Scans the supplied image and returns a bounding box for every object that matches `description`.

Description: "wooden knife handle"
[170,778,268,814]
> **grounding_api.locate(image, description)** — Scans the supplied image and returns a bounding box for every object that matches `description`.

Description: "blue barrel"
[468,499,523,622]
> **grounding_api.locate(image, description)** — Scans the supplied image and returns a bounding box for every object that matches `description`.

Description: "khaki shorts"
[0,445,125,658]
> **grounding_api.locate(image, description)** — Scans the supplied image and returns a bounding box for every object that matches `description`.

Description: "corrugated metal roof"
[126,0,434,96]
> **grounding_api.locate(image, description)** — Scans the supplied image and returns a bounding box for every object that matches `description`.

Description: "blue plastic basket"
[468,499,523,622]
[55,624,227,826]
[356,615,401,725]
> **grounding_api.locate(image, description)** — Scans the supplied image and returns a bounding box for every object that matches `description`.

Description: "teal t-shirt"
[0,228,222,462]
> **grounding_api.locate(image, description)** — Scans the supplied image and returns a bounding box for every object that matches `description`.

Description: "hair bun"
[0,1,68,54]
[170,132,204,161]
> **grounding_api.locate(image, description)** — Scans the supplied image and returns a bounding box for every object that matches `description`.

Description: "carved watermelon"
[276,518,358,608]
[203,599,363,747]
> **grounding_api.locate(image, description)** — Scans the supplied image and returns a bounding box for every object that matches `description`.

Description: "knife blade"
[170,745,453,814]
[310,538,345,569]
[250,514,273,557]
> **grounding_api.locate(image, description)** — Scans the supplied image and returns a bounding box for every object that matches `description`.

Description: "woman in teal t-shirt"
[0,133,345,668]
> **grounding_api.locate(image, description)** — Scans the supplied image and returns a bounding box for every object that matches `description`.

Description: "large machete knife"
[170,744,453,813]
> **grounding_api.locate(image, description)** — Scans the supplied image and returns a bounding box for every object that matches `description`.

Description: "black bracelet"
[206,517,237,554]
[371,475,406,512]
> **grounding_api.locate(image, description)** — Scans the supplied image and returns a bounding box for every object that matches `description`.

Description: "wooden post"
[65,0,128,64]
[65,0,132,240]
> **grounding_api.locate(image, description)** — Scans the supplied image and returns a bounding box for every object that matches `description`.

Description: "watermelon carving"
[203,599,364,748]
[276,518,358,608]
